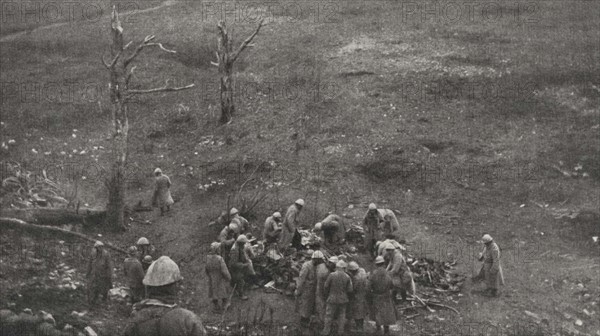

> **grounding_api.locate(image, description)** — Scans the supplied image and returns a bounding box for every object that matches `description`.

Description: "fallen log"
[1,208,106,227]
[0,217,127,254]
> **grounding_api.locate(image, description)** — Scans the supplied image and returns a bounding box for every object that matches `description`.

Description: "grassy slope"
[1,0,599,334]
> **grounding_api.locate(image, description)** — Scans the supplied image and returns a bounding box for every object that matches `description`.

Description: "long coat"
[315,263,330,318]
[386,249,415,294]
[229,243,254,282]
[124,299,206,336]
[87,248,113,295]
[205,254,232,300]
[320,214,346,246]
[378,209,400,238]
[153,174,174,207]
[478,242,505,289]
[368,267,396,326]
[296,261,318,318]
[280,204,300,247]
[124,257,145,290]
[363,210,384,254]
[324,270,353,305]
[348,268,368,319]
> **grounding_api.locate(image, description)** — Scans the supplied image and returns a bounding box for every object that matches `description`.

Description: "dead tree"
[102,6,194,231]
[212,19,265,124]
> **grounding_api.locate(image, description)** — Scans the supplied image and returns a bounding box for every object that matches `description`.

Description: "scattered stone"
[84,326,98,336]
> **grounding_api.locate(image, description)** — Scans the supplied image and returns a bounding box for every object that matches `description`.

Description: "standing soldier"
[86,241,114,305]
[313,213,346,248]
[280,199,304,248]
[321,261,353,336]
[124,246,146,303]
[229,208,250,234]
[136,237,156,263]
[368,256,396,335]
[346,261,368,333]
[205,242,232,313]
[219,223,239,264]
[142,255,153,272]
[363,203,384,259]
[229,235,255,300]
[295,251,323,334]
[473,234,504,297]
[263,212,283,247]
[379,209,400,239]
[152,168,174,216]
[315,252,330,326]
[124,256,206,336]
[384,243,415,302]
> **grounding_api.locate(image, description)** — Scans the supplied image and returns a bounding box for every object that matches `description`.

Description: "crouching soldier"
[124,256,206,336]
[313,213,346,248]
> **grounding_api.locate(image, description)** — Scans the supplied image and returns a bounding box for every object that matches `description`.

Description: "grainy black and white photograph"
[0,0,598,334]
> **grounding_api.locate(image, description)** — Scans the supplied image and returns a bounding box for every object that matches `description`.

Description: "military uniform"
[124,299,206,336]
[322,269,353,335]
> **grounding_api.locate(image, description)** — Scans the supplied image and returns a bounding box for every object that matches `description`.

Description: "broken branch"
[231,19,265,62]
[127,83,195,97]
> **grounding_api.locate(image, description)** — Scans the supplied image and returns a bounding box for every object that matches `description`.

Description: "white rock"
[84,326,98,336]
[575,319,583,326]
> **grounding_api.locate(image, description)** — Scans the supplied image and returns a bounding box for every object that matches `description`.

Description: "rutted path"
[0,0,178,43]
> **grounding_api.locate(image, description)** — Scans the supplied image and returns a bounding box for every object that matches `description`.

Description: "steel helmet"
[137,237,150,245]
[236,235,249,244]
[328,256,339,264]
[348,261,359,271]
[374,256,385,264]
[336,260,347,268]
[127,246,137,255]
[295,199,305,206]
[314,222,322,231]
[210,242,221,252]
[94,241,104,247]
[143,256,182,286]
[375,241,382,249]
[142,255,153,263]
[482,234,493,243]
[230,208,239,216]
[312,251,325,259]
[368,203,377,210]
[273,212,282,219]
[154,168,162,175]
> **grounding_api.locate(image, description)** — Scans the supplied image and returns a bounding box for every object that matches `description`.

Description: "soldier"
[378,209,400,239]
[229,208,250,234]
[280,199,304,248]
[152,168,174,216]
[136,237,156,263]
[205,242,232,313]
[86,241,114,305]
[315,251,330,325]
[219,223,239,264]
[295,251,323,333]
[313,213,346,248]
[473,234,504,297]
[376,236,406,256]
[124,246,145,303]
[363,203,384,259]
[263,212,283,247]
[142,255,153,272]
[368,256,396,335]
[321,261,353,336]
[124,256,206,336]
[384,243,415,302]
[229,235,255,300]
[346,261,368,333]
[326,256,339,273]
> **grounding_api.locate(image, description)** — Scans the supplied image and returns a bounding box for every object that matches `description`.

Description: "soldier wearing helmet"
[368,256,395,335]
[294,250,325,332]
[279,199,304,248]
[473,234,504,297]
[228,235,255,300]
[124,256,207,336]
[346,261,367,333]
[205,242,232,313]
[142,255,153,272]
[218,223,239,264]
[315,251,330,324]
[313,213,346,248]
[229,208,250,234]
[262,212,283,247]
[86,241,114,305]
[124,246,145,303]
[151,168,174,216]
[384,242,415,303]
[321,260,353,336]
[363,203,384,259]
[136,237,156,264]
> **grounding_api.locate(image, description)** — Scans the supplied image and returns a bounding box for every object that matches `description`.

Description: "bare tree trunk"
[213,19,264,125]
